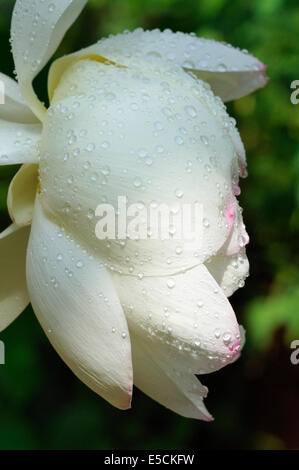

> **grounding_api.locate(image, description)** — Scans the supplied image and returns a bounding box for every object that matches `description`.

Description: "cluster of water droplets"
[3,5,262,400]
[114,268,242,372]
[30,220,130,342]
[85,27,263,75]
[37,43,250,282]
[1,124,40,163]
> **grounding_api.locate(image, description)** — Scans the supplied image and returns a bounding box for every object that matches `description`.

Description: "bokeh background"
[0,0,298,450]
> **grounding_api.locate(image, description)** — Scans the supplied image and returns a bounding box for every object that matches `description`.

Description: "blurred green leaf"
[245,287,299,351]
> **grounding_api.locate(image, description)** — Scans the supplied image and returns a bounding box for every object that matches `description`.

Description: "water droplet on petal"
[167,278,176,289]
[185,105,197,118]
[86,143,95,152]
[175,188,184,198]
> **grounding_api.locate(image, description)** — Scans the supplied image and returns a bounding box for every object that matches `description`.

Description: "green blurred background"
[0,0,298,450]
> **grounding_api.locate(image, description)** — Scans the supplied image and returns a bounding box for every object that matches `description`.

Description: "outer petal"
[49,29,267,103]
[205,248,249,297]
[26,198,133,409]
[112,264,242,375]
[0,72,38,123]
[11,0,88,120]
[0,224,30,332]
[0,119,41,165]
[131,333,213,420]
[7,164,38,226]
[0,74,41,166]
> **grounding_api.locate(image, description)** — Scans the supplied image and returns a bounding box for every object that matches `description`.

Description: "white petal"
[189,66,268,103]
[0,119,41,165]
[206,248,249,297]
[131,333,213,420]
[0,73,38,123]
[7,164,38,226]
[49,29,267,103]
[11,0,88,120]
[0,224,30,331]
[112,264,242,375]
[42,60,241,276]
[26,198,133,409]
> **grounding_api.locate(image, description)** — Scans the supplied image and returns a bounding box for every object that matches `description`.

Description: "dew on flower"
[133,177,142,188]
[101,166,111,176]
[182,59,195,68]
[91,172,98,182]
[4,2,268,420]
[223,332,232,345]
[175,188,184,198]
[101,141,110,149]
[217,63,227,72]
[48,3,56,13]
[86,143,95,152]
[167,278,176,289]
[138,148,147,158]
[175,136,184,145]
[87,209,94,220]
[154,121,163,131]
[200,135,209,145]
[214,329,221,339]
[68,135,77,145]
[184,106,197,119]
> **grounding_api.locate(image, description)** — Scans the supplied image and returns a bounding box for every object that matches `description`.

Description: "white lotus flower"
[0,0,267,420]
